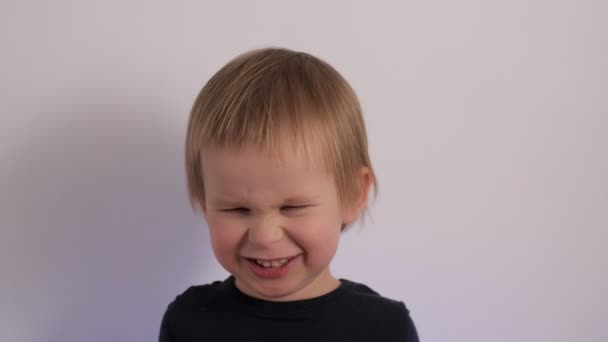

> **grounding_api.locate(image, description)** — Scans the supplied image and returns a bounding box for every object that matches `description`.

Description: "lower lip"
[244,255,301,279]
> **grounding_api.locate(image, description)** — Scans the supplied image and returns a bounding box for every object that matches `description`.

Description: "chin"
[256,288,296,301]
[239,275,307,301]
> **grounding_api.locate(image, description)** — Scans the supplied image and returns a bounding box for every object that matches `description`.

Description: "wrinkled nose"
[247,214,283,245]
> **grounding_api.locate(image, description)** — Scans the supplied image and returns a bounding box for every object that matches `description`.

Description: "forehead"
[200,145,335,202]
[202,140,320,167]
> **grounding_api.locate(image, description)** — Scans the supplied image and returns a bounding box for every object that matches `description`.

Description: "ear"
[342,167,373,225]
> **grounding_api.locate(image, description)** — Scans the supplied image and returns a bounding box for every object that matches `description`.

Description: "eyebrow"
[283,196,319,204]
[208,198,245,207]
[210,196,319,207]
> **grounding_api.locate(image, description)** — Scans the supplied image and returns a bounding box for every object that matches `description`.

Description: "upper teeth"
[256,258,290,268]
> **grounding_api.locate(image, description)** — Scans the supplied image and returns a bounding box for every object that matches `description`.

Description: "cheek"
[288,209,342,255]
[206,214,243,259]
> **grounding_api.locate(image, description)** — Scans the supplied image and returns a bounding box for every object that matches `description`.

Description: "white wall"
[1,1,606,341]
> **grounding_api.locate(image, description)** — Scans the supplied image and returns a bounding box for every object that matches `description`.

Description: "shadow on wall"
[7,85,212,342]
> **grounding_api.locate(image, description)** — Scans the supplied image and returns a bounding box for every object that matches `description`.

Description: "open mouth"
[248,255,298,268]
[243,254,301,279]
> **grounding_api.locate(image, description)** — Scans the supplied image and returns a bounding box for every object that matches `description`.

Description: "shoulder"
[338,279,419,341]
[159,279,230,341]
[167,279,227,313]
[341,279,406,314]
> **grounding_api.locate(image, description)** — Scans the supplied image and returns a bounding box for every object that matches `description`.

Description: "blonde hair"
[185,47,377,229]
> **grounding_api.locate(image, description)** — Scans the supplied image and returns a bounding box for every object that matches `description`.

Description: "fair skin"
[200,143,372,301]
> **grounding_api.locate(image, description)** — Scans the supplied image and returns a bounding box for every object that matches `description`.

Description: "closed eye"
[281,205,309,211]
[222,207,250,213]
[221,206,310,213]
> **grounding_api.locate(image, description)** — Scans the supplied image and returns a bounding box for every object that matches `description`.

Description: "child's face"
[200,145,359,301]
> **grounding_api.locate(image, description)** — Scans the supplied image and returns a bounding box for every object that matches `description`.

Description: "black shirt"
[159,276,419,342]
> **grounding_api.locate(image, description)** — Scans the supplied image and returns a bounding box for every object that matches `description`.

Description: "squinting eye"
[223,207,249,213]
[281,205,308,211]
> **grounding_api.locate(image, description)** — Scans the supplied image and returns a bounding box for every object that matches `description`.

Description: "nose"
[247,214,284,246]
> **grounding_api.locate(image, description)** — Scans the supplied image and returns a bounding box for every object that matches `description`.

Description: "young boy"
[159,47,419,341]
